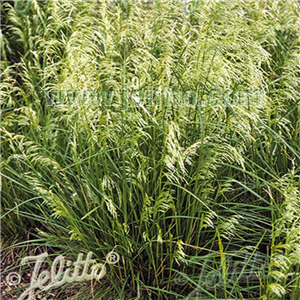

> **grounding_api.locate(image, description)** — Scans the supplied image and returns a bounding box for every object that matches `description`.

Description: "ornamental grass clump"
[1,0,299,299]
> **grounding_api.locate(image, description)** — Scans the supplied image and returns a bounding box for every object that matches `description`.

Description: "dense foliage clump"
[1,1,300,299]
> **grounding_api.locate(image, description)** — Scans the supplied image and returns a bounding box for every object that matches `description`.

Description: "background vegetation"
[1,0,300,299]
